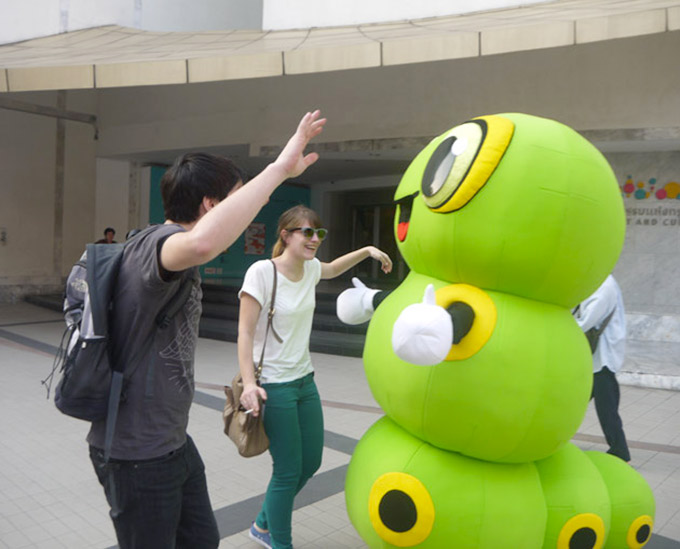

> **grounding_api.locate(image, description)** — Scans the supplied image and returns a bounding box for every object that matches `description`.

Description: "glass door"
[351,203,407,286]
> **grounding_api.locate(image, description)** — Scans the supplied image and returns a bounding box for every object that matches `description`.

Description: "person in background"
[237,205,392,549]
[96,227,117,243]
[574,274,631,462]
[87,111,326,549]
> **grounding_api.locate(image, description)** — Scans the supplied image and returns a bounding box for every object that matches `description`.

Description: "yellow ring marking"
[557,513,605,549]
[626,515,654,548]
[368,472,435,547]
[435,284,497,360]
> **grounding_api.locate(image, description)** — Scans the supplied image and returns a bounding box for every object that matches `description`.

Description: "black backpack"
[42,225,195,460]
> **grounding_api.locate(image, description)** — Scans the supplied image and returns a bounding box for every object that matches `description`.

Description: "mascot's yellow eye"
[421,115,514,212]
[368,472,435,547]
[627,515,653,549]
[557,513,605,549]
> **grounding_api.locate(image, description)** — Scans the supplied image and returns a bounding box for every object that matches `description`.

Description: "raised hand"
[274,110,327,179]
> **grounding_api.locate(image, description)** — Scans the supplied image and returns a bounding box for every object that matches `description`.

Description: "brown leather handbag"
[223,260,281,457]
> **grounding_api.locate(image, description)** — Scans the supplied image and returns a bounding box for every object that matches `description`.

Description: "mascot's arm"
[392,284,467,366]
[336,277,385,325]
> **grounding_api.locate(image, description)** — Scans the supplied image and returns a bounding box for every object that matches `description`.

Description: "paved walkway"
[1,302,679,548]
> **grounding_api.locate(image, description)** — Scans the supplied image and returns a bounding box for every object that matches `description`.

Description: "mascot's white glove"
[336,277,380,325]
[392,285,453,365]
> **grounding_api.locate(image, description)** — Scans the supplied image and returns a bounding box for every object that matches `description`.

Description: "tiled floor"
[1,301,679,548]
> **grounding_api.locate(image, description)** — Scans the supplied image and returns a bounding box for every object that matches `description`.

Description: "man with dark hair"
[96,227,117,243]
[160,153,247,223]
[87,111,326,549]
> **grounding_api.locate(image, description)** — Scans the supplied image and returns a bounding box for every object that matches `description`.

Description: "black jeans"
[90,435,219,549]
[592,367,631,462]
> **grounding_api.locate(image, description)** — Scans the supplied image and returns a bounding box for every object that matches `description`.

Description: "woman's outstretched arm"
[320,246,392,280]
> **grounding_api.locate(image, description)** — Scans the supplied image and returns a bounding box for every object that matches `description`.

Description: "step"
[24,288,370,358]
[202,282,342,303]
[201,284,346,317]
[198,317,365,358]
[25,293,63,312]
[201,301,367,335]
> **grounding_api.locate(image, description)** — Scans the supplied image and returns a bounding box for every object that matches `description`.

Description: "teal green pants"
[257,372,324,549]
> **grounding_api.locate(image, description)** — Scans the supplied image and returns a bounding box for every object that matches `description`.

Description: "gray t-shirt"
[87,224,202,460]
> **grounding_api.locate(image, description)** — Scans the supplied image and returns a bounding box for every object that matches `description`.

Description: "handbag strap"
[255,260,279,381]
[594,309,615,339]
[574,304,614,337]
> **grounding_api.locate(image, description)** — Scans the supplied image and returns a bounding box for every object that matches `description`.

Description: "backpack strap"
[593,309,615,340]
[41,322,78,397]
[103,371,125,462]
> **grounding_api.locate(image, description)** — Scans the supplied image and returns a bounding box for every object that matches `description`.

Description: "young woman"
[237,205,392,549]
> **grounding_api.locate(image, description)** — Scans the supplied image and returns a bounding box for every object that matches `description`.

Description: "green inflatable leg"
[346,416,547,548]
[585,451,655,549]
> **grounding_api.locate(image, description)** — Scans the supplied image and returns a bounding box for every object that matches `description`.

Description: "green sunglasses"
[288,227,328,240]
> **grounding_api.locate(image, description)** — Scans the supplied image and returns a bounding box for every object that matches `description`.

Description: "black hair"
[104,227,115,235]
[160,152,246,223]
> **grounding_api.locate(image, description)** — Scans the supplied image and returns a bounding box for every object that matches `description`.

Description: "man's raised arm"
[160,111,326,272]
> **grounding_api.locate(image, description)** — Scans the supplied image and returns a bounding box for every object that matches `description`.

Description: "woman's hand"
[240,382,268,417]
[366,246,393,274]
[273,110,327,179]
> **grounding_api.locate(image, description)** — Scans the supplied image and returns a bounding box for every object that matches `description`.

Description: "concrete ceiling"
[116,127,680,185]
[3,0,678,184]
[1,0,679,92]
[116,141,413,184]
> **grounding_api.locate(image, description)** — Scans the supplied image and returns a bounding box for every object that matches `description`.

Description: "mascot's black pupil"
[379,490,417,533]
[637,524,651,543]
[569,527,597,549]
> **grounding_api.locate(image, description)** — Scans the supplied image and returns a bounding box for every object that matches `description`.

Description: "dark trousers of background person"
[89,435,220,549]
[258,372,324,549]
[592,366,631,462]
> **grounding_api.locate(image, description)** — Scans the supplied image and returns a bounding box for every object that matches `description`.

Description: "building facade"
[1,0,679,380]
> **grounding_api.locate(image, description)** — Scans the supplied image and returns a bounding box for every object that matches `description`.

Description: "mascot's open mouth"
[396,192,418,242]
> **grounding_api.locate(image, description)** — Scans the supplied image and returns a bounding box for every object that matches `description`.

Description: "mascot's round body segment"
[344,113,655,548]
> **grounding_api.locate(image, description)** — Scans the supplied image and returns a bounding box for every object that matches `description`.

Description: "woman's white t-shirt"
[239,258,321,384]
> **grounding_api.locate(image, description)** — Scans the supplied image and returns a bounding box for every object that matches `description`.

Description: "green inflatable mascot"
[337,113,655,548]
